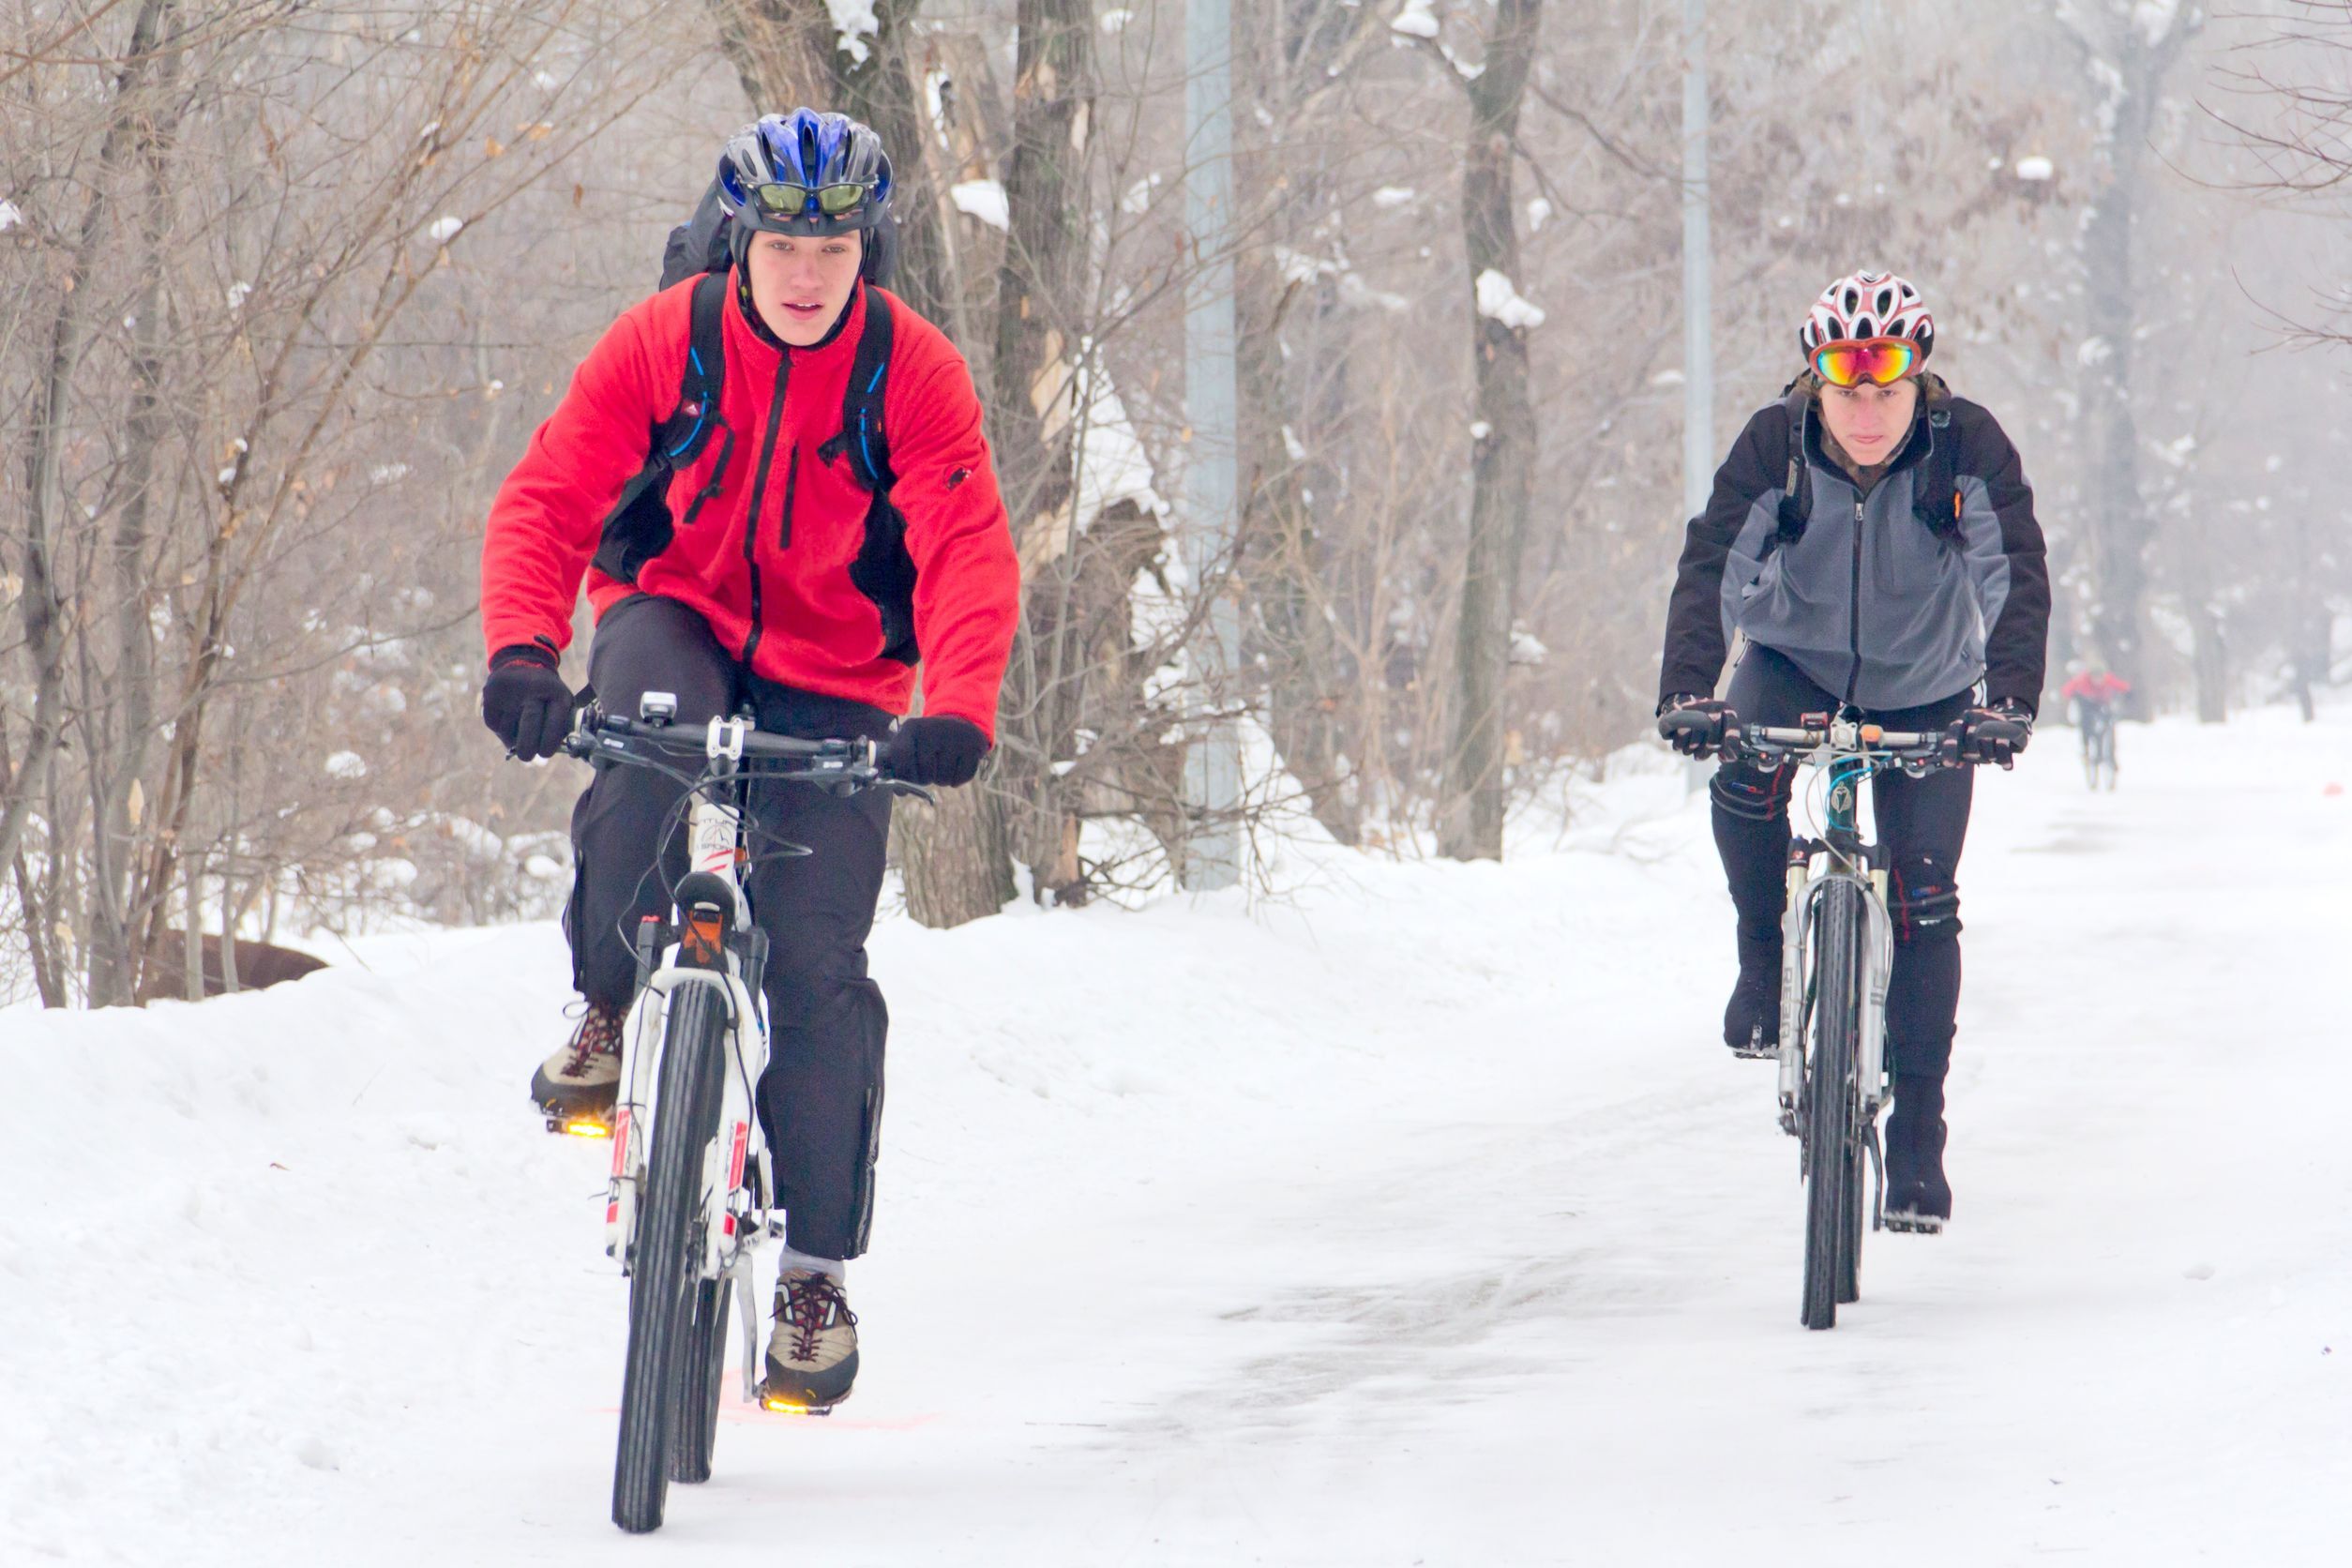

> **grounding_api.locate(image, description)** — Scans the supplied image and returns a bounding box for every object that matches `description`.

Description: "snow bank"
[8,707,2352,1563]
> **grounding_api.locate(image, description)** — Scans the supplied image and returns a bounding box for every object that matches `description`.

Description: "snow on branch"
[1475,268,1545,329]
[951,179,1009,232]
[829,0,880,65]
[1391,0,1440,40]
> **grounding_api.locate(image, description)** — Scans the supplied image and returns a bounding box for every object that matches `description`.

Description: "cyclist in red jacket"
[2059,666,2130,709]
[2061,664,2130,789]
[477,110,1018,1409]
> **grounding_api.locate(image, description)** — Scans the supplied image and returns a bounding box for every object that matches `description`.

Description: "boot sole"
[1883,1211,1947,1234]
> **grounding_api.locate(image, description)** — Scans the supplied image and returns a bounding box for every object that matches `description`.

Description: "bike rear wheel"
[611,982,728,1532]
[1802,879,1866,1330]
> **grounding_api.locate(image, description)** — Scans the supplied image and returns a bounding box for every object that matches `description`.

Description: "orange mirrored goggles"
[1810,337,1921,388]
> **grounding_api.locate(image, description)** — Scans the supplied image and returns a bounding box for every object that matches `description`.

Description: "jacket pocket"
[1872,506,1956,597]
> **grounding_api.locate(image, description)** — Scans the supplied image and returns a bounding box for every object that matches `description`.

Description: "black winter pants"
[567,594,894,1259]
[1711,645,1974,1083]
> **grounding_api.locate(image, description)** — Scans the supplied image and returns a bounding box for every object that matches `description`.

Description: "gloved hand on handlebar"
[1657,694,1736,760]
[481,642,575,761]
[881,716,990,787]
[1951,698,2034,767]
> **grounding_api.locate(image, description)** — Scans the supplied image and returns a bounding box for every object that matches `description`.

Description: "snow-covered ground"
[7,706,2350,1565]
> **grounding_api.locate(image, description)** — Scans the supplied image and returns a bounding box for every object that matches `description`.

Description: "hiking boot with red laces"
[762,1268,859,1410]
[530,1001,626,1123]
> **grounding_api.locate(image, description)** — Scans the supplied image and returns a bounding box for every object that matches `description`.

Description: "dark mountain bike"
[1670,709,2021,1330]
[563,697,927,1533]
[2075,700,2118,791]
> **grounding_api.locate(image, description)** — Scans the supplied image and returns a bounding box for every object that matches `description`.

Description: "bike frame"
[1775,734,1897,1138]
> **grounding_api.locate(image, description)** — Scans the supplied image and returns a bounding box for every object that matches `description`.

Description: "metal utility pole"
[1182,0,1241,890]
[1681,0,1713,524]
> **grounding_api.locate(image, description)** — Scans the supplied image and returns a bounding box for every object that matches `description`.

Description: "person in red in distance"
[2061,662,2131,790]
[2059,666,2130,709]
[477,110,1018,1409]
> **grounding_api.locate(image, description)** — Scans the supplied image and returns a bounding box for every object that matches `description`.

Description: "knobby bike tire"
[671,1278,731,1484]
[1802,879,1866,1330]
[611,982,728,1532]
[668,997,734,1486]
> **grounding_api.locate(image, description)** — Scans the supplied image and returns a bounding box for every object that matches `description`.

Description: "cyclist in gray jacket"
[1654,270,2050,1229]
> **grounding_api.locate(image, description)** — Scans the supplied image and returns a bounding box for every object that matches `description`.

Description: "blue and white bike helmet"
[716,110,897,280]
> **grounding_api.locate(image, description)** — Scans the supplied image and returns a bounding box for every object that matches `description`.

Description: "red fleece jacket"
[480,278,1019,739]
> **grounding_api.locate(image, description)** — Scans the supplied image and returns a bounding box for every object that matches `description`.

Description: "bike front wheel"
[612,982,728,1532]
[670,1277,731,1485]
[1802,878,1867,1330]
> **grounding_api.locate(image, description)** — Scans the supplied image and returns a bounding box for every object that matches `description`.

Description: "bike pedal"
[757,1387,841,1418]
[543,1108,615,1140]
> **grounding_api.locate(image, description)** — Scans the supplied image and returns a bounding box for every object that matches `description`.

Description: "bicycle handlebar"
[562,706,937,803]
[1660,708,2027,769]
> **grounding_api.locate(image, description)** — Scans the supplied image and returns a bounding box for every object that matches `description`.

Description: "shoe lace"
[565,1003,625,1074]
[779,1272,855,1362]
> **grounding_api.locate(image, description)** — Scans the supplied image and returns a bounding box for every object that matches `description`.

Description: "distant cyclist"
[1655,270,2050,1230]
[2061,664,2129,790]
[477,110,1019,1408]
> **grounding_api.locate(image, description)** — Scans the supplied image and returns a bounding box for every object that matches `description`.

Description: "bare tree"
[2055,0,2206,712]
[1401,0,1545,860]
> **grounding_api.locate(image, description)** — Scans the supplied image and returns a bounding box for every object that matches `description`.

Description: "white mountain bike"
[1681,711,2019,1331]
[561,693,927,1533]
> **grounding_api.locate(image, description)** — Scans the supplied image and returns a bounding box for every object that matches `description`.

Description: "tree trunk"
[1228,1,1374,849]
[983,0,1097,908]
[2,0,177,885]
[2075,14,2193,720]
[90,31,186,1007]
[893,787,1017,927]
[1440,0,1544,862]
[1236,263,1359,846]
[2191,603,2227,724]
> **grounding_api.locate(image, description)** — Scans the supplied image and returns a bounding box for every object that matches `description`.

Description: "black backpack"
[589,183,917,664]
[1770,384,1962,557]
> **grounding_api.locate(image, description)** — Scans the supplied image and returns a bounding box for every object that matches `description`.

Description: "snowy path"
[6,711,2349,1564]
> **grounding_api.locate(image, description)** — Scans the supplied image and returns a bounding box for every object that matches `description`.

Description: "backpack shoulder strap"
[1773,384,1812,547]
[820,286,896,492]
[650,270,729,465]
[1910,405,1960,540]
[592,272,732,583]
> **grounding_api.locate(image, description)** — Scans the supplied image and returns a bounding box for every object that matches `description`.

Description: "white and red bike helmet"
[1798,269,1936,363]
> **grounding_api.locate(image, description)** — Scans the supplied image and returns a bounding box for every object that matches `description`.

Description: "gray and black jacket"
[1657,384,2049,714]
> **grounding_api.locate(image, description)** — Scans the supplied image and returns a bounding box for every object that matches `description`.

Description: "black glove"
[1952,699,2033,767]
[481,643,575,761]
[1657,694,1736,760]
[881,716,990,788]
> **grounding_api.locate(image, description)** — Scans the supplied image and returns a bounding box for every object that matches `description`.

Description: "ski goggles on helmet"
[1810,336,1921,388]
[749,180,873,219]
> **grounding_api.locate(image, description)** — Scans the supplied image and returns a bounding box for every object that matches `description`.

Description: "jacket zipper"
[739,354,792,667]
[777,447,800,552]
[1843,494,1864,705]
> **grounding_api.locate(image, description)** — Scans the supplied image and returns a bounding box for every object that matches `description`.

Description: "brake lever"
[882,777,940,806]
